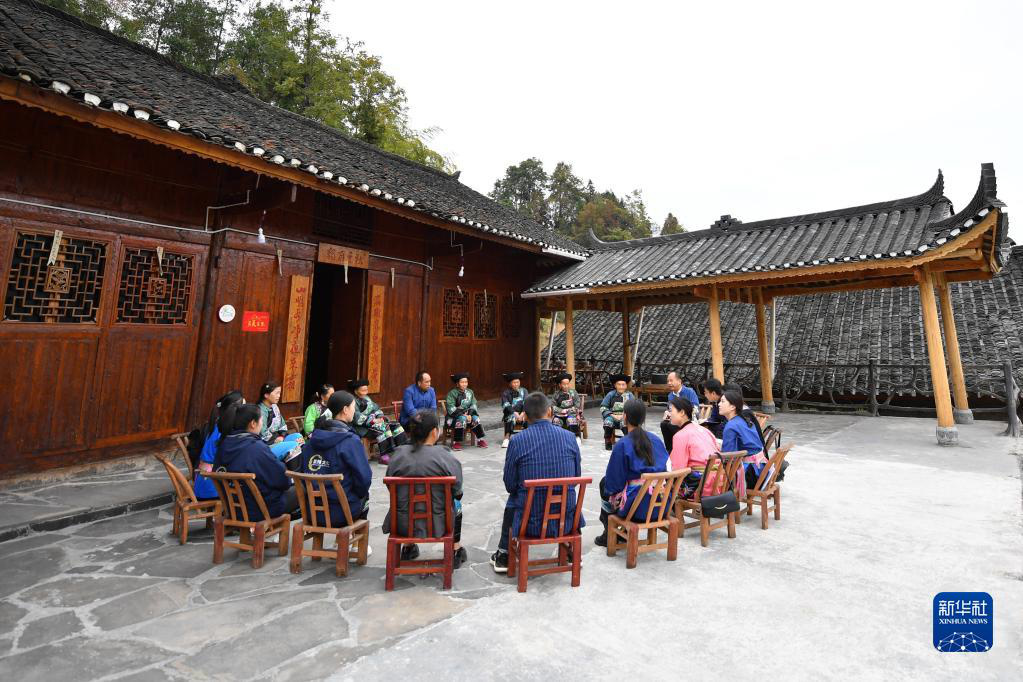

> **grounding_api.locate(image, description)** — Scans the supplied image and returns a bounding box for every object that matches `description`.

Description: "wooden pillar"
[708,286,724,381]
[565,299,576,389]
[935,273,973,424]
[755,289,775,413]
[622,297,633,378]
[917,269,958,445]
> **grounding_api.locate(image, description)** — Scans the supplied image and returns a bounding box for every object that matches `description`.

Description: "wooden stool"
[508,477,591,592]
[287,472,369,576]
[607,469,688,568]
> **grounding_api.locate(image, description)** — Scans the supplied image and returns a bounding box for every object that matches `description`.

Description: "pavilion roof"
[0,0,588,258]
[543,247,1023,398]
[526,165,1010,296]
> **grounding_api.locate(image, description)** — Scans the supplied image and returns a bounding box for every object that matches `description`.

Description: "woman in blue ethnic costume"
[348,379,407,466]
[550,372,583,445]
[445,373,488,451]
[600,373,635,450]
[500,371,528,449]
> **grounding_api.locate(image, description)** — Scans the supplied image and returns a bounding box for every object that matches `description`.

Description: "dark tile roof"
[0,0,587,257]
[546,246,1023,398]
[526,165,1009,294]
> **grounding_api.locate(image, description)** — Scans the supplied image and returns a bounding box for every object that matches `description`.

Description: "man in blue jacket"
[491,392,583,573]
[659,370,702,445]
[400,371,437,428]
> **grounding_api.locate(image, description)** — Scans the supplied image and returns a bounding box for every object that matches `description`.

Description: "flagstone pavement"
[0,411,1020,680]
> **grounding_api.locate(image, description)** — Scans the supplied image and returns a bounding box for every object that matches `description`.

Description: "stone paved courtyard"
[0,411,1020,680]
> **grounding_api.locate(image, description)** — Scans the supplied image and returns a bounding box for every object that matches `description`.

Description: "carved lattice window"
[501,295,520,338]
[474,292,497,339]
[442,287,469,337]
[3,231,107,323]
[117,248,194,324]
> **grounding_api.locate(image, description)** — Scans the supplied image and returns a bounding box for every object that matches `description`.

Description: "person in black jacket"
[213,403,298,520]
[296,390,373,529]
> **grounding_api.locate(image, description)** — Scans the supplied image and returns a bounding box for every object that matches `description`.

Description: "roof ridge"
[589,170,948,252]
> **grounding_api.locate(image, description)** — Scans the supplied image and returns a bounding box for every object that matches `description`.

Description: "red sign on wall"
[241,311,270,333]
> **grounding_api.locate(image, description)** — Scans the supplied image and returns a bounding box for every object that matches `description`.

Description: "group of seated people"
[184,368,773,576]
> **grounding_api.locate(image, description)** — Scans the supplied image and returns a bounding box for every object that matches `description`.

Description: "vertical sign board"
[282,275,311,404]
[366,284,385,393]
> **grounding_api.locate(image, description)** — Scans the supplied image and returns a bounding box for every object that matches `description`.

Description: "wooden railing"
[545,355,1022,431]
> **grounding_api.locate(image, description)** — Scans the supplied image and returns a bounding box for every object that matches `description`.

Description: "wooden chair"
[674,452,745,547]
[607,469,688,568]
[384,476,458,590]
[205,471,291,569]
[762,425,782,456]
[754,411,771,431]
[391,401,403,422]
[170,432,196,481]
[437,407,477,447]
[154,453,219,545]
[508,477,591,592]
[287,472,369,576]
[288,416,305,434]
[697,403,713,422]
[744,445,791,530]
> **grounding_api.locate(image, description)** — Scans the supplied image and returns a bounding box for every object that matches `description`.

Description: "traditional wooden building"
[0,0,585,476]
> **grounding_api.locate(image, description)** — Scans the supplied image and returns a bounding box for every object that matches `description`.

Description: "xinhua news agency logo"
[933,592,993,652]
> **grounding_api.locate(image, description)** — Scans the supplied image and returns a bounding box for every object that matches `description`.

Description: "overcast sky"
[330,0,1021,241]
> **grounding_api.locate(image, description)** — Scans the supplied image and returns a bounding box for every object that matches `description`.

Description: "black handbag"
[701,491,740,518]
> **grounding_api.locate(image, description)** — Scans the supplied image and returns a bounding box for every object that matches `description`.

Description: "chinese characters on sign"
[366,284,385,393]
[282,275,310,404]
[241,310,270,333]
[933,592,993,652]
[317,243,370,269]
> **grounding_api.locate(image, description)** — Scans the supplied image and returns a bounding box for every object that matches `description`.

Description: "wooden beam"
[708,286,724,381]
[565,299,576,390]
[917,269,958,444]
[764,276,917,299]
[755,289,774,412]
[935,273,972,423]
[622,298,633,378]
[534,304,543,389]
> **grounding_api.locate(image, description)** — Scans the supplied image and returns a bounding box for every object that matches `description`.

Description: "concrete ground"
[0,411,1020,680]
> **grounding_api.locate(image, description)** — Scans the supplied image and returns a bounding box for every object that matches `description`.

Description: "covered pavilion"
[524,166,1012,445]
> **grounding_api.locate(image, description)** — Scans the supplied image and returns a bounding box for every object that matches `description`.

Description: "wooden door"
[364,266,423,403]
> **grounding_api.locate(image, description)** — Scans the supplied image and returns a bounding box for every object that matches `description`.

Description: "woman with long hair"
[667,396,718,498]
[192,390,244,501]
[384,408,467,568]
[257,381,304,461]
[595,398,671,546]
[719,390,767,497]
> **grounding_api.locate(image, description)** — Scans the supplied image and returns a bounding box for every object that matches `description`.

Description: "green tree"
[44,0,117,28]
[661,212,684,235]
[576,195,641,242]
[490,158,550,227]
[621,189,653,238]
[548,162,585,237]
[222,1,299,105]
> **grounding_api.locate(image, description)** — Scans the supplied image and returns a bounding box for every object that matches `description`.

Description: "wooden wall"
[0,99,548,476]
